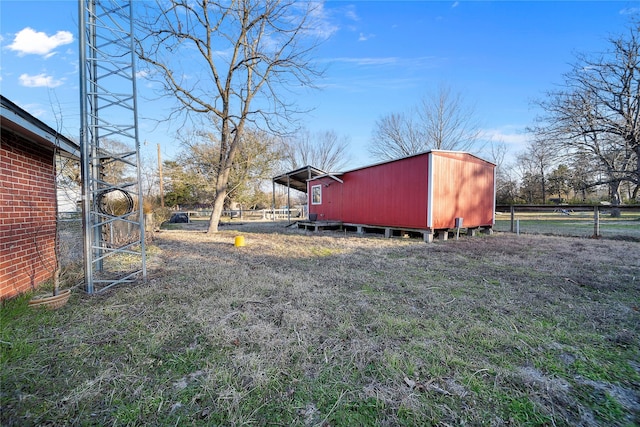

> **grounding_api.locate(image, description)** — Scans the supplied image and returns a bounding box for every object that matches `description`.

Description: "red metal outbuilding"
[306,150,495,241]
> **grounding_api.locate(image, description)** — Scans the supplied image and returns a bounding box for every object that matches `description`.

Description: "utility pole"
[157,143,164,208]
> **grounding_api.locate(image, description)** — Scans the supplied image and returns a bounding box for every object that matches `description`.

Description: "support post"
[510,205,515,233]
[272,180,276,221]
[593,206,600,237]
[158,144,164,208]
[287,176,291,223]
[424,230,434,243]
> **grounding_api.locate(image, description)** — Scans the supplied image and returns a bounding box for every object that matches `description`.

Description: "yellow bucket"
[234,235,246,247]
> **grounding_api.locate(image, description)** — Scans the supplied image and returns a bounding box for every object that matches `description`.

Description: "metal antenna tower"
[79,0,146,294]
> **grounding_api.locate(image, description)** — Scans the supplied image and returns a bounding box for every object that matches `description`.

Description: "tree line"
[130,1,638,232]
[508,23,640,205]
[160,128,350,211]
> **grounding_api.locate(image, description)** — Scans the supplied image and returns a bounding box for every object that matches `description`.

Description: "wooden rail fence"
[495,204,640,238]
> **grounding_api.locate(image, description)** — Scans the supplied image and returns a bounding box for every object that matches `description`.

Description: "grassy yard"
[2,222,639,426]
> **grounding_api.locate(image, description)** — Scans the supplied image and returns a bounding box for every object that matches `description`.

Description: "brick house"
[1,96,80,299]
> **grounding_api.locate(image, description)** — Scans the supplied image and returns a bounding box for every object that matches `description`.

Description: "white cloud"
[358,32,375,42]
[344,5,360,22]
[620,7,639,15]
[305,2,340,39]
[19,103,47,118]
[328,55,445,70]
[332,56,399,66]
[480,127,530,148]
[19,73,64,88]
[8,27,74,57]
[452,1,460,8]
[476,127,531,164]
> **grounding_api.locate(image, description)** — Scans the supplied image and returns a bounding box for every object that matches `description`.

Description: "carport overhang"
[311,173,344,184]
[272,165,327,221]
[272,165,327,193]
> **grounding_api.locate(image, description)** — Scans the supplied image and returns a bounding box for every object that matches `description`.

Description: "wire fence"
[59,204,639,275]
[57,214,83,283]
[494,205,640,240]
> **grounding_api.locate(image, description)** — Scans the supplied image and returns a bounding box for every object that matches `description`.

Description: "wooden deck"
[297,221,492,243]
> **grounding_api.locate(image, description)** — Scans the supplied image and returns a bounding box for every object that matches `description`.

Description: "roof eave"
[1,95,80,159]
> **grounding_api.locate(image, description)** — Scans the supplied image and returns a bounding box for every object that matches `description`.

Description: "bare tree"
[547,164,571,201]
[416,85,482,151]
[167,127,284,208]
[227,129,286,208]
[284,128,351,172]
[516,138,557,203]
[369,85,482,161]
[369,113,423,161]
[136,0,324,232]
[487,141,519,204]
[567,152,597,202]
[487,141,507,170]
[533,23,640,205]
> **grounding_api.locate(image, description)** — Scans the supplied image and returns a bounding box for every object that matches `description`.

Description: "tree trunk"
[207,123,240,234]
[610,179,622,217]
[207,189,227,233]
[636,146,640,201]
[540,164,547,204]
[207,155,232,233]
[610,180,622,205]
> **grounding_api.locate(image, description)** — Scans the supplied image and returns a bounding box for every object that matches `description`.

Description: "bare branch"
[533,22,640,203]
[135,0,325,231]
[368,84,483,161]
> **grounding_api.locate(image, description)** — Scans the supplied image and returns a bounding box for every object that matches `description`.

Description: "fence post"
[510,205,515,233]
[593,206,600,237]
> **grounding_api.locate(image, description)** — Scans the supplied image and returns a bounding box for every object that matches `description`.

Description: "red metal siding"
[309,154,429,228]
[429,152,495,229]
[308,177,343,221]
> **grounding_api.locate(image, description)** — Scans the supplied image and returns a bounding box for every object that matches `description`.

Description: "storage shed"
[306,150,495,242]
[1,96,80,299]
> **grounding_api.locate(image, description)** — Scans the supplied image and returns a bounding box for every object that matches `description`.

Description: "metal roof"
[1,95,80,158]
[273,152,495,194]
[338,149,496,174]
[272,165,327,193]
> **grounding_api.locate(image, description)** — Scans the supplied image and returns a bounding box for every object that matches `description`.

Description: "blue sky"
[1,1,638,170]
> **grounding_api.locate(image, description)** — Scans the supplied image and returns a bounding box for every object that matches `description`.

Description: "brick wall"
[0,132,57,299]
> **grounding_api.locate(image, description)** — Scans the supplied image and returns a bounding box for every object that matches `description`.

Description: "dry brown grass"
[2,220,639,426]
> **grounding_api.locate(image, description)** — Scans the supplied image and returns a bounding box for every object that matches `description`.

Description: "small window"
[311,184,322,205]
